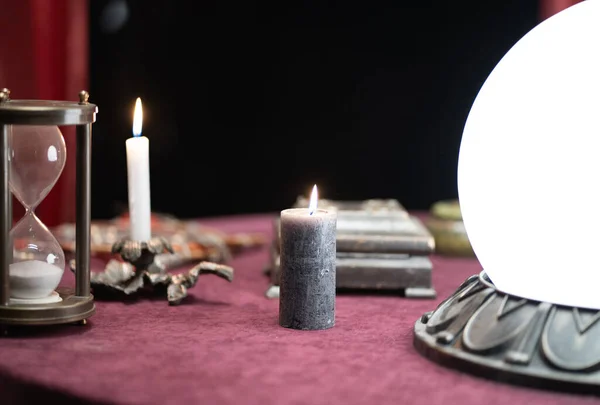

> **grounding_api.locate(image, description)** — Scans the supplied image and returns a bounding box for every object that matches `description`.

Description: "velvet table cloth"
[0,213,598,405]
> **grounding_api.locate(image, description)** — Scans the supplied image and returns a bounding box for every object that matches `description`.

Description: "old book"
[335,211,422,234]
[272,214,434,255]
[335,254,433,294]
[336,223,434,254]
[273,215,424,240]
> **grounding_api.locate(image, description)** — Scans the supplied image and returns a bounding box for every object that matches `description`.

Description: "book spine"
[273,217,434,255]
[336,233,434,254]
[336,256,432,290]
[336,252,410,260]
[336,216,417,234]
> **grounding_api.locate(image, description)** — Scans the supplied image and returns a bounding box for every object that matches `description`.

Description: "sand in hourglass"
[9,260,63,299]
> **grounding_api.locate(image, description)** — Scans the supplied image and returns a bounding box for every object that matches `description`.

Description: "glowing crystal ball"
[458,0,600,309]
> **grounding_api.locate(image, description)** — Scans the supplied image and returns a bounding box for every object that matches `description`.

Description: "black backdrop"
[89,0,539,219]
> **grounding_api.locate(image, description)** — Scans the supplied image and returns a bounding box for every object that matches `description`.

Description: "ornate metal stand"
[71,237,234,305]
[413,272,600,394]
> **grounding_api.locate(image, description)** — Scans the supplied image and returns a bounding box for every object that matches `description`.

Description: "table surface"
[1,213,599,405]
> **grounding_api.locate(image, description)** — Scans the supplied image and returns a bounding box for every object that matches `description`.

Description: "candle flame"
[308,184,318,215]
[132,97,143,137]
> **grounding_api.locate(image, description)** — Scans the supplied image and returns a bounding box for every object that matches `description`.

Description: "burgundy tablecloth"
[0,213,598,405]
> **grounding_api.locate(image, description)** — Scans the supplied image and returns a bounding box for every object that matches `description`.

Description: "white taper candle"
[126,97,151,241]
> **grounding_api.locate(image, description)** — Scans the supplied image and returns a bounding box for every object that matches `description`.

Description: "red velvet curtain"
[540,0,582,20]
[0,0,89,227]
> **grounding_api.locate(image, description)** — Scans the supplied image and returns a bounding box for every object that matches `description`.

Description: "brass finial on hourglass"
[0,89,97,330]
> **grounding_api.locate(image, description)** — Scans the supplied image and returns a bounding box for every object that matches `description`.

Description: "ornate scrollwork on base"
[413,272,600,394]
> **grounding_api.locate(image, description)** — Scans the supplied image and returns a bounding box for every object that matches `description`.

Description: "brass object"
[424,199,475,257]
[430,199,463,221]
[0,89,97,327]
[0,288,94,326]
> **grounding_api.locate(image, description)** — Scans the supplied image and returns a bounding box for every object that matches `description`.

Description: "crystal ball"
[458,0,600,309]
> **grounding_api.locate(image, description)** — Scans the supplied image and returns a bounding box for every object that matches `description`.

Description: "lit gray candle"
[279,185,337,330]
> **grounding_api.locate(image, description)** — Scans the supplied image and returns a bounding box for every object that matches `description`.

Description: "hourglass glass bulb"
[8,125,67,302]
[10,216,66,300]
[9,125,66,210]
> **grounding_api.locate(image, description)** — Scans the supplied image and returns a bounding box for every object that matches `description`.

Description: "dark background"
[89,0,539,219]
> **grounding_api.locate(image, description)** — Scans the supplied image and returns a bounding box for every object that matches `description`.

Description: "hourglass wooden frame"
[0,89,96,326]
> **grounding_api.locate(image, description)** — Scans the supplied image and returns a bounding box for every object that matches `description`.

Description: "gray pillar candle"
[278,195,337,330]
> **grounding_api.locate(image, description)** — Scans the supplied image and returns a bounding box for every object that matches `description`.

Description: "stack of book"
[265,198,436,299]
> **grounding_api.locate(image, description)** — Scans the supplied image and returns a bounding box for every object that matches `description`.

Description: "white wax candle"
[126,98,151,241]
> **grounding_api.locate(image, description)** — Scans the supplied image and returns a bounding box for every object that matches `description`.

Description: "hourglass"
[9,125,67,303]
[0,89,97,326]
